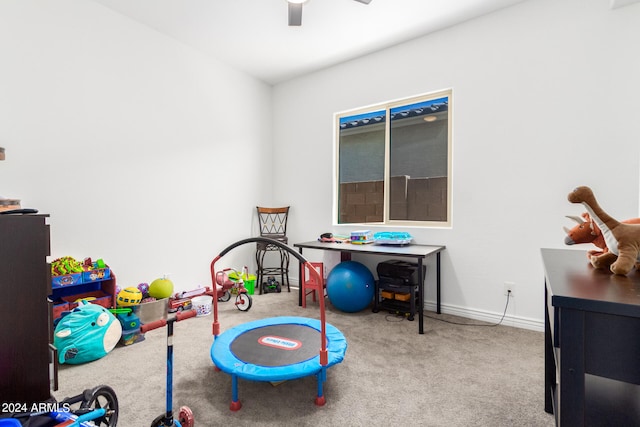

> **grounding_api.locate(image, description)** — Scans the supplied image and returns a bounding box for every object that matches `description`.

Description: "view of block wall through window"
[336,90,452,226]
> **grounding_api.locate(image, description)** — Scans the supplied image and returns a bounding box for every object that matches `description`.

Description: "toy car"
[168,286,212,313]
[262,276,281,294]
[168,297,192,313]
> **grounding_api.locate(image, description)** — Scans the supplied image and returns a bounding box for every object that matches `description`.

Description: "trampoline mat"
[230,324,321,367]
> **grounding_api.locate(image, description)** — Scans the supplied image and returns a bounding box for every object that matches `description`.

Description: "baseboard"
[288,280,544,333]
[423,301,544,332]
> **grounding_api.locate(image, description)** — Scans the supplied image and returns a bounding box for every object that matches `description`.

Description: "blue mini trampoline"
[209,238,348,411]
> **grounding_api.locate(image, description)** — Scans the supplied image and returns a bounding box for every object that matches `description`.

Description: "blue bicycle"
[0,385,118,427]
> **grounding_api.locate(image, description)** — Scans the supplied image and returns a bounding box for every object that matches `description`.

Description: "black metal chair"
[255,206,290,294]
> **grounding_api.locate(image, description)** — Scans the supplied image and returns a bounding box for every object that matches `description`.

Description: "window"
[335,90,452,227]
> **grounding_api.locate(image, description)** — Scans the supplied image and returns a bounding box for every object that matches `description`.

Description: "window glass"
[389,97,449,222]
[338,110,386,223]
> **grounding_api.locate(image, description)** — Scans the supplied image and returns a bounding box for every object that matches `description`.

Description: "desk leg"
[418,258,424,335]
[297,248,303,307]
[436,252,441,314]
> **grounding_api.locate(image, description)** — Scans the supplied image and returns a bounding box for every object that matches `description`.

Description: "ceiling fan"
[287,0,373,26]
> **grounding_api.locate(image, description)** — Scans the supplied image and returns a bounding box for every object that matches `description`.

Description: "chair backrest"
[304,262,325,285]
[257,206,290,238]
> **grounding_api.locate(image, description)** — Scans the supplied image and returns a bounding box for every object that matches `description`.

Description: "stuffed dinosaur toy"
[563,212,640,258]
[567,186,640,275]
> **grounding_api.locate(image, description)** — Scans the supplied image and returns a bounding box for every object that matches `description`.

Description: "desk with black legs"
[293,241,445,334]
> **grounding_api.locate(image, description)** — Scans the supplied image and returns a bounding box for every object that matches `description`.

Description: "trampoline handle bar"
[211,237,329,365]
[217,237,309,265]
[140,309,197,333]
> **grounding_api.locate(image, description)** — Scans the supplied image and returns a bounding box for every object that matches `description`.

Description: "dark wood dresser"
[0,214,52,405]
[543,248,640,426]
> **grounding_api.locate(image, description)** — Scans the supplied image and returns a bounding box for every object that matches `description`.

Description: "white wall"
[2,0,638,329]
[273,0,640,330]
[0,0,273,291]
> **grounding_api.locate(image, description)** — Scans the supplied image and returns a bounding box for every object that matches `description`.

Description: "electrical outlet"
[504,282,515,297]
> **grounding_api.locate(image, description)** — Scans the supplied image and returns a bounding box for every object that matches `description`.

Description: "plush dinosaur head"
[564,212,602,247]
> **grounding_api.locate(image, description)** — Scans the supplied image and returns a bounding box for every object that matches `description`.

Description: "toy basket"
[228,271,256,295]
[192,295,213,317]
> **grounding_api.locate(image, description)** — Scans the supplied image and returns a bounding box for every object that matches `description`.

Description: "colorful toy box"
[82,267,111,283]
[117,311,144,346]
[62,290,112,310]
[350,230,374,244]
[52,273,83,288]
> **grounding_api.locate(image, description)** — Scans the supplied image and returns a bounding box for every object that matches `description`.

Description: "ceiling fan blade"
[353,0,372,4]
[288,3,303,26]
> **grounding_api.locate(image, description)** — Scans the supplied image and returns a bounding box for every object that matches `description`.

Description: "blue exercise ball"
[326,261,375,313]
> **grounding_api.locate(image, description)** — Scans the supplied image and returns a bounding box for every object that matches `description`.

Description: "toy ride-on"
[262,276,281,294]
[214,268,252,311]
[0,385,118,427]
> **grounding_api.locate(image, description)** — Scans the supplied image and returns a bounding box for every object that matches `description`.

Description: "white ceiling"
[92,0,526,85]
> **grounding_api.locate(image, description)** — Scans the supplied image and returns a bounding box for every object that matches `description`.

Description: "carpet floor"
[53,289,554,427]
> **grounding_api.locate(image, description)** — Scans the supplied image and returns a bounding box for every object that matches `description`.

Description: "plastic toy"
[141,309,196,427]
[51,256,84,276]
[326,261,374,313]
[262,276,281,294]
[173,285,211,300]
[117,287,142,306]
[168,286,212,313]
[350,230,374,244]
[373,231,413,245]
[209,237,348,411]
[0,384,118,426]
[149,276,174,299]
[191,295,213,316]
[168,297,192,313]
[215,268,252,311]
[137,282,150,297]
[113,308,144,346]
[54,301,122,365]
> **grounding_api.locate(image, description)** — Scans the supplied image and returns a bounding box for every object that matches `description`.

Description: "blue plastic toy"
[326,261,375,312]
[0,384,118,426]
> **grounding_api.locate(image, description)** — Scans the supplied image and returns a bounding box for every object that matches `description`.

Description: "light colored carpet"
[53,289,554,427]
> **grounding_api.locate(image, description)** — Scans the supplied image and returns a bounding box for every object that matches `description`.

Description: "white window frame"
[333,89,453,228]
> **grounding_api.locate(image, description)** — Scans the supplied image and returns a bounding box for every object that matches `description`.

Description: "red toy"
[168,286,212,313]
[213,268,252,311]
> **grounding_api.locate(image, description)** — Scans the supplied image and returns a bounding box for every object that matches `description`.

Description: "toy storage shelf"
[373,281,419,321]
[49,272,117,321]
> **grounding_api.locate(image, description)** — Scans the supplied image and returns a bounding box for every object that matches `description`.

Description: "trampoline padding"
[211,316,347,382]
